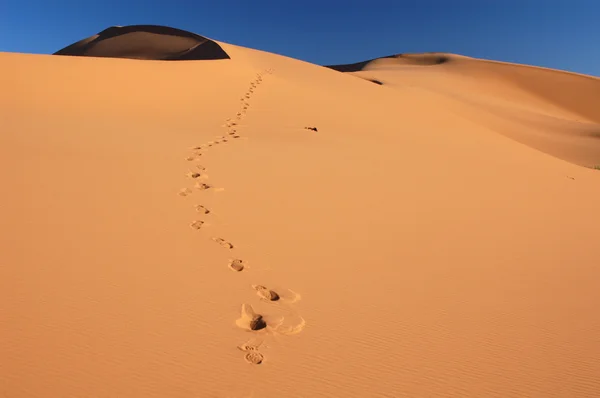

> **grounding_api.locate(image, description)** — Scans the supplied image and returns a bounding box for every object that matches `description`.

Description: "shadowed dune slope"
[53,25,230,60]
[328,53,600,167]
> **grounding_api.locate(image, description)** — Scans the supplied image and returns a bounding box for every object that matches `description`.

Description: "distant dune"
[328,52,600,167]
[326,52,452,72]
[53,25,230,60]
[3,32,600,398]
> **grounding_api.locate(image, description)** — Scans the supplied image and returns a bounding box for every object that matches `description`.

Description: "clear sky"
[2,0,599,76]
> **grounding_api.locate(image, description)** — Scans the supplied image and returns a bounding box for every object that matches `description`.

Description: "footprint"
[229,258,245,272]
[195,204,210,214]
[252,285,280,301]
[195,182,212,190]
[237,340,262,352]
[244,351,264,365]
[213,237,233,249]
[178,188,192,197]
[190,220,204,230]
[186,155,200,161]
[237,304,267,331]
[187,172,202,179]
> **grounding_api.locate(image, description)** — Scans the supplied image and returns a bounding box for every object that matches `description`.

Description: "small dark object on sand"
[304,126,318,132]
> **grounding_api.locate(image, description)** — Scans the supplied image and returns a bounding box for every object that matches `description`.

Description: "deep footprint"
[237,304,267,331]
[253,285,280,301]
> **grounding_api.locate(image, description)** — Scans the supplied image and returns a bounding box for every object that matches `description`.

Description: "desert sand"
[2,26,600,397]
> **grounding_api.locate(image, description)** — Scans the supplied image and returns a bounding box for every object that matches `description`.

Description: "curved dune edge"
[53,25,230,60]
[326,52,455,72]
[328,52,600,167]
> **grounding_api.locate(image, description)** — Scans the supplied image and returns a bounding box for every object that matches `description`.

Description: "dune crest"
[53,24,230,60]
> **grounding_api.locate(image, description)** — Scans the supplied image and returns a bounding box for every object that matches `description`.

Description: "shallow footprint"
[190,220,205,230]
[229,258,245,272]
[178,188,192,197]
[244,351,264,365]
[237,340,262,352]
[213,237,233,249]
[195,205,210,214]
[252,285,280,301]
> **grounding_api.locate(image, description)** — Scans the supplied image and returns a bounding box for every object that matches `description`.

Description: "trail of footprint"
[180,70,300,365]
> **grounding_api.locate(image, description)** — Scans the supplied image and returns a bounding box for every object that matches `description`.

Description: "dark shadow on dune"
[326,53,449,72]
[368,79,383,85]
[54,25,229,61]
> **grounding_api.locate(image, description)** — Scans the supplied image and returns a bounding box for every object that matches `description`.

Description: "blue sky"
[2,0,599,76]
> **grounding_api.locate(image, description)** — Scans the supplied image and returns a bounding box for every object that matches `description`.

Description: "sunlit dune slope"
[2,38,600,398]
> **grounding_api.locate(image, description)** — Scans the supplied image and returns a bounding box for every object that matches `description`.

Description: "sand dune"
[2,32,600,398]
[328,53,600,167]
[54,25,230,60]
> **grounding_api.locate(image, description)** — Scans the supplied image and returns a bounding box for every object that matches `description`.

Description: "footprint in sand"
[187,171,203,179]
[190,220,205,230]
[178,188,193,197]
[186,155,201,161]
[213,237,234,249]
[252,285,280,301]
[196,182,212,190]
[195,204,210,214]
[237,304,305,336]
[237,304,267,331]
[228,258,245,272]
[243,351,264,365]
[237,342,265,365]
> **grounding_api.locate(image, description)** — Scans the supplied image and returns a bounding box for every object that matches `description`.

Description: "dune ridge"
[2,35,600,398]
[53,25,230,60]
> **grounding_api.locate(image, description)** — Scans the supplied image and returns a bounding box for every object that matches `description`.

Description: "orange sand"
[2,36,600,397]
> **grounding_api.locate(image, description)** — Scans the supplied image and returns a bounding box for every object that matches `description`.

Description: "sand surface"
[2,37,600,398]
